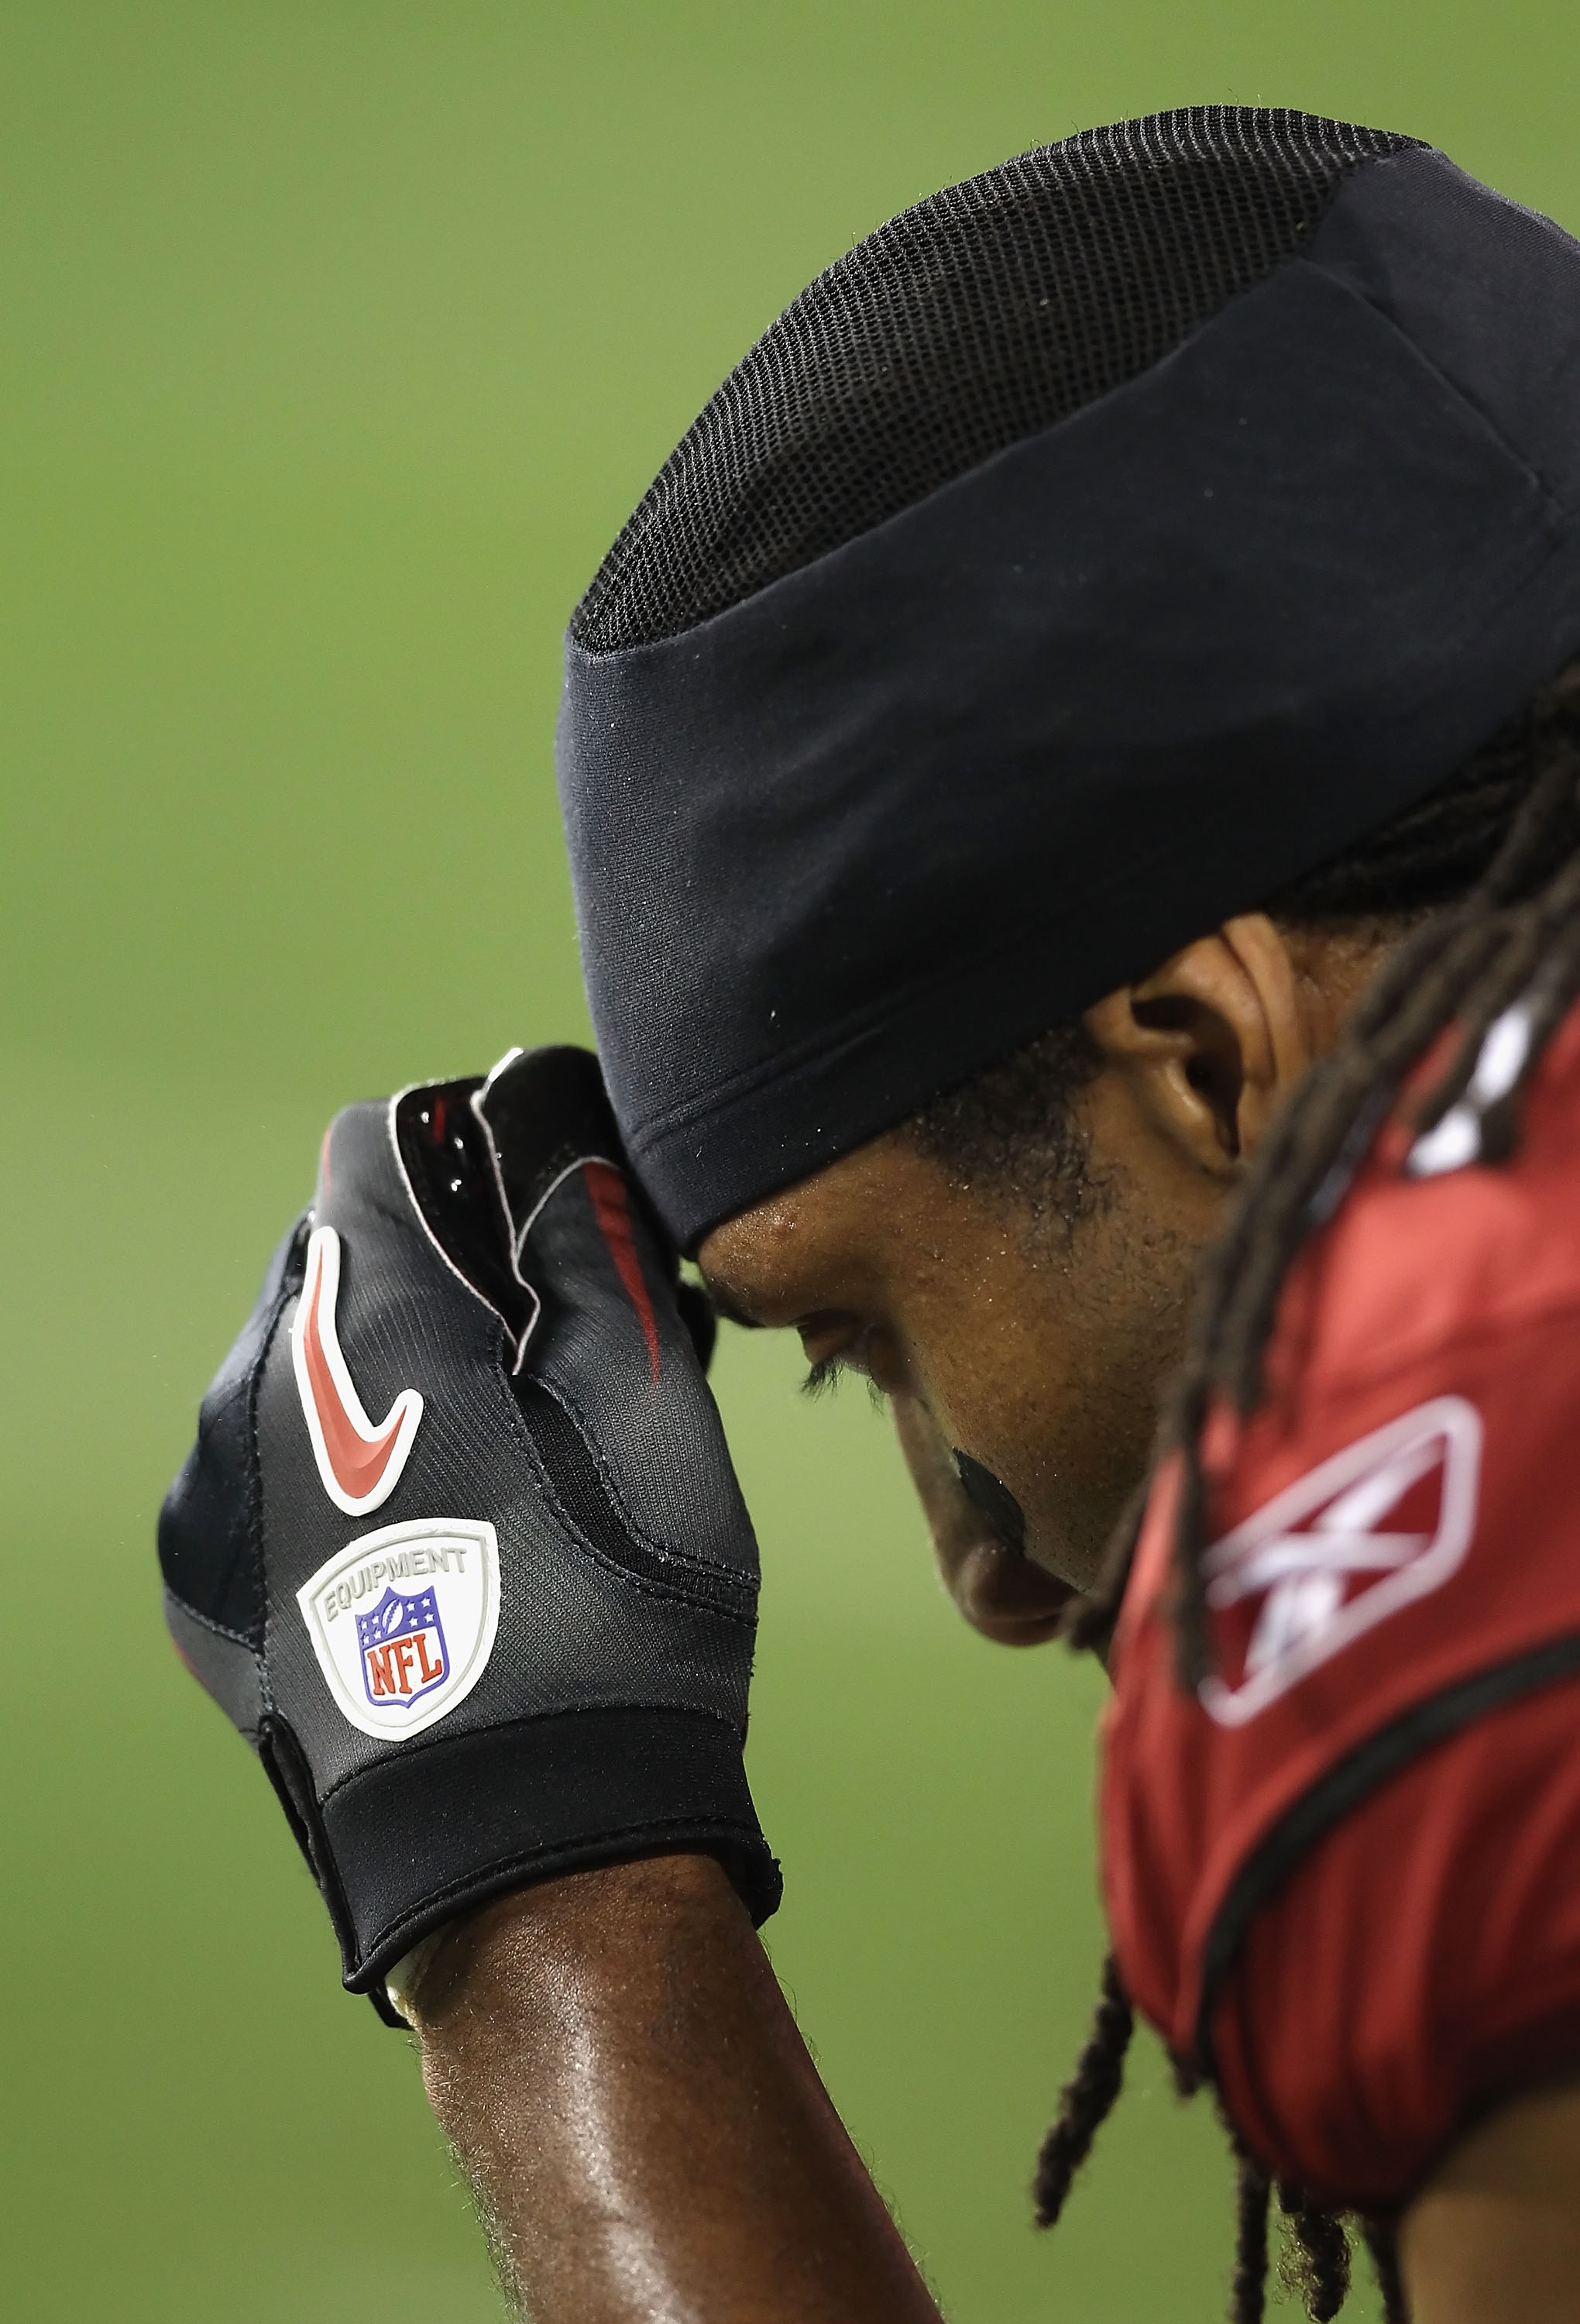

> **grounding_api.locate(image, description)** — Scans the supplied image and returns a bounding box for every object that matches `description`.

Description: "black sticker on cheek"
[952,1450,1026,1556]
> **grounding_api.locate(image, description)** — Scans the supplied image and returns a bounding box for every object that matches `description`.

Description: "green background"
[4,4,1574,2315]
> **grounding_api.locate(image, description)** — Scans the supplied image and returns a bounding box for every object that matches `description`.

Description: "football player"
[161,110,1580,2322]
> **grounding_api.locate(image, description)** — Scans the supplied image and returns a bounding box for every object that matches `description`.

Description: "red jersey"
[1101,1001,1580,2212]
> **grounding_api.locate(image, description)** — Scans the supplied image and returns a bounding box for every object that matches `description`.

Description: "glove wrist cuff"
[310,1704,781,1996]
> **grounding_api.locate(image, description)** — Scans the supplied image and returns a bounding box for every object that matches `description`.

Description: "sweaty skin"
[410,912,1572,2322]
[414,1855,940,2324]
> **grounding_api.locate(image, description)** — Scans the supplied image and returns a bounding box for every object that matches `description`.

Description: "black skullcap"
[556,108,1580,1246]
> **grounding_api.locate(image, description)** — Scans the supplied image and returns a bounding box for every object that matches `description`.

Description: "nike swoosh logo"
[290,1226,424,1515]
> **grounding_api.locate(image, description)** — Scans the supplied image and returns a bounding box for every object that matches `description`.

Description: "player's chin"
[948,1537,1076,1645]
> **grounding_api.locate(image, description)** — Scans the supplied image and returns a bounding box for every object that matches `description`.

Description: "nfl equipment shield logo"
[357,1585,448,1709]
[1199,1396,1482,1727]
[295,1516,500,1741]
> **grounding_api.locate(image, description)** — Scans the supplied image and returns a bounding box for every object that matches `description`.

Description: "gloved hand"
[159,1047,778,2020]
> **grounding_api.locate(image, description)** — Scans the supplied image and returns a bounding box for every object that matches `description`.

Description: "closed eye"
[801,1346,889,1409]
[802,1353,847,1399]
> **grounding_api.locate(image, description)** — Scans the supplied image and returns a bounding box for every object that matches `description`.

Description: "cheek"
[903,1297,1073,1499]
[900,1253,1166,1584]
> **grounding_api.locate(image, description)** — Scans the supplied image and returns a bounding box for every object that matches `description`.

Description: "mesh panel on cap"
[572,107,1420,654]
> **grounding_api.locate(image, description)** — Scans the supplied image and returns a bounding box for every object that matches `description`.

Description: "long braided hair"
[1034,653,1580,2322]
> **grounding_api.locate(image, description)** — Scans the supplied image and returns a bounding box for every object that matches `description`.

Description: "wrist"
[403,1852,744,2035]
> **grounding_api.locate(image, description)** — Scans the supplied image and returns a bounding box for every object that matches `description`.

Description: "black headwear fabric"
[556,111,1580,1248]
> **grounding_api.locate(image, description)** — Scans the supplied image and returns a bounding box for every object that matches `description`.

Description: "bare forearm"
[410,1853,943,2324]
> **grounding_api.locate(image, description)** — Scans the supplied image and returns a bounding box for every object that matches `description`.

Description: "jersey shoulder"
[1100,998,1580,2205]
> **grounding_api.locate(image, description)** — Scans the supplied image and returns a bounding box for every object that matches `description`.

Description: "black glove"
[159,1046,778,2018]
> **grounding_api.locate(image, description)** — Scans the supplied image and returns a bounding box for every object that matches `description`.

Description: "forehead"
[696,1131,955,1327]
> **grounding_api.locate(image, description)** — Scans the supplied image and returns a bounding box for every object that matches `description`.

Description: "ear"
[1082,913,1317,1177]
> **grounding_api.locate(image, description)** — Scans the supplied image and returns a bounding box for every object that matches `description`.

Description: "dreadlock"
[1229,2137,1273,2324]
[1031,1953,1133,2228]
[1033,1966,1383,2323]
[1358,2218,1409,2324]
[1030,653,1580,2322]
[1275,2182,1352,2320]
